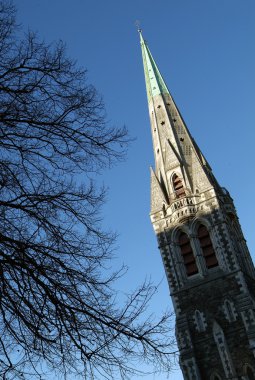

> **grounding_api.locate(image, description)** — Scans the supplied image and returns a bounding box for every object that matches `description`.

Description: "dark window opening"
[179,232,198,276]
[198,225,218,269]
[173,174,185,198]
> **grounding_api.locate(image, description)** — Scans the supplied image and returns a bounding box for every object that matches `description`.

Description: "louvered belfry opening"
[172,174,185,198]
[198,225,218,269]
[179,232,198,276]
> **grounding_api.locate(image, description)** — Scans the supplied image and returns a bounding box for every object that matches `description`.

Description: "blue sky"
[13,1,255,379]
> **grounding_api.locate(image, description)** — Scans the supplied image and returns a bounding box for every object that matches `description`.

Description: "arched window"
[172,174,185,198]
[179,232,198,276]
[197,225,218,269]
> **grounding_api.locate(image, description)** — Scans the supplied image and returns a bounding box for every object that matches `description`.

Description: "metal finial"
[135,20,142,33]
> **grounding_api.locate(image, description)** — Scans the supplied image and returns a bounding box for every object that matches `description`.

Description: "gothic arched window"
[172,174,185,198]
[197,225,218,269]
[179,232,198,276]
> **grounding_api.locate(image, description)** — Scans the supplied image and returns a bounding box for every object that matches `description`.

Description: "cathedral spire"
[139,32,218,210]
[139,32,255,380]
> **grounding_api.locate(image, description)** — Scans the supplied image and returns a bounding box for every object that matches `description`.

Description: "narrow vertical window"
[173,174,185,198]
[198,225,218,269]
[179,232,198,276]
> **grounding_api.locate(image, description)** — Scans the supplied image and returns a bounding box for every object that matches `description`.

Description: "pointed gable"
[164,140,182,171]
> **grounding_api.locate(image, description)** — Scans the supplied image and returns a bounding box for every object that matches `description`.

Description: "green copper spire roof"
[139,31,169,103]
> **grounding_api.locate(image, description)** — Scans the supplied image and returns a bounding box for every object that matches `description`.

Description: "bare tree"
[0,2,175,379]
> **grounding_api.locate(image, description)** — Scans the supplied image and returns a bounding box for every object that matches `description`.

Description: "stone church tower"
[139,31,255,380]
